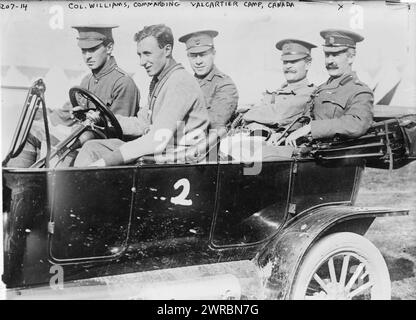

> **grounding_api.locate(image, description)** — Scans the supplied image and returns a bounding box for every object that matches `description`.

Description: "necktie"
[147,76,159,123]
[149,76,158,97]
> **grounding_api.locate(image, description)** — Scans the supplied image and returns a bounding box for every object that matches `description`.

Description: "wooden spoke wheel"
[291,232,391,300]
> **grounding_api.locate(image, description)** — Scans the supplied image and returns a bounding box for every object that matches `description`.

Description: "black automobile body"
[2,79,416,299]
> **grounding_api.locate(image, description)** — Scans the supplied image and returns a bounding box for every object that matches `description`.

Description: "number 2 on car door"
[170,178,192,206]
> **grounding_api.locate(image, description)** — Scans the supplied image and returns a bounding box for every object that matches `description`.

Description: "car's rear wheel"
[290,232,391,300]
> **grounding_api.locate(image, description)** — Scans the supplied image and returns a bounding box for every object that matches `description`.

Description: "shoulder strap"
[340,74,354,86]
[114,66,128,76]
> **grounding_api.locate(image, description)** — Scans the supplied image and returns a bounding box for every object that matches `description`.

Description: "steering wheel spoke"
[29,86,123,169]
[69,86,122,139]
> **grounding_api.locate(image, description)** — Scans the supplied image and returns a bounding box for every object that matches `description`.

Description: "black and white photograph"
[0,0,415,303]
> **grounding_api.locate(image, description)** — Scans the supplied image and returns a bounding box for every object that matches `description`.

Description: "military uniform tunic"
[309,72,374,139]
[42,56,140,128]
[79,56,140,117]
[243,77,316,127]
[196,65,238,129]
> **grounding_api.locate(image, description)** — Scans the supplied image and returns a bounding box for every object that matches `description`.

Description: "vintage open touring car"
[2,79,416,299]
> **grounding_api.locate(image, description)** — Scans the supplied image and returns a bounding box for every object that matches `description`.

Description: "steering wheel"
[69,86,123,140]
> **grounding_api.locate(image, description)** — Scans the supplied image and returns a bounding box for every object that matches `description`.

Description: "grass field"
[355,161,416,300]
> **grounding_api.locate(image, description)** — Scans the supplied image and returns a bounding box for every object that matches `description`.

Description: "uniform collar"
[327,71,356,86]
[196,65,220,83]
[283,77,310,91]
[155,58,179,82]
[92,56,117,79]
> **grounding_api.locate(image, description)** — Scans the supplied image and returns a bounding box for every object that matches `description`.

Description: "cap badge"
[329,36,335,45]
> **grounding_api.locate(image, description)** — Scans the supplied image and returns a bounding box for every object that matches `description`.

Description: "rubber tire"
[290,232,391,300]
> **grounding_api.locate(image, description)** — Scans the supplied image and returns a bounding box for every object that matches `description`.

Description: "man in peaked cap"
[239,38,317,142]
[286,29,374,147]
[71,24,140,117]
[219,38,317,162]
[75,24,116,50]
[8,25,140,168]
[179,30,238,130]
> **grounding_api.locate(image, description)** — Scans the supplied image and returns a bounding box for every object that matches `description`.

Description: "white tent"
[2,65,29,87]
[372,62,402,105]
[389,64,416,107]
[390,6,416,107]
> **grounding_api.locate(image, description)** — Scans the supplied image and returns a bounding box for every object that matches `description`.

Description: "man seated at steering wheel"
[237,38,317,145]
[7,25,140,168]
[74,24,209,167]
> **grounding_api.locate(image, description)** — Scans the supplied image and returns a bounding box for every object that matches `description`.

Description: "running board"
[5,260,264,300]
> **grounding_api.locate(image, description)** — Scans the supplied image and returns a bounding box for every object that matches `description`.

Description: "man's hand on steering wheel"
[70,106,101,123]
[69,86,123,140]
[285,123,312,147]
[68,106,105,145]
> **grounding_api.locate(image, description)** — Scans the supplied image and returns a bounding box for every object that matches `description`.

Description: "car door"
[211,160,294,247]
[126,163,218,266]
[48,166,136,263]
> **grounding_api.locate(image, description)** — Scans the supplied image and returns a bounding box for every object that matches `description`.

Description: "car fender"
[255,204,408,300]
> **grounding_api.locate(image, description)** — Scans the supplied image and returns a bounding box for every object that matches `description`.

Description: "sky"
[1,1,415,101]
[0,0,415,154]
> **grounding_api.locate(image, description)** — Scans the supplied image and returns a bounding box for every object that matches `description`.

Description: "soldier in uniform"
[219,39,317,161]
[179,30,238,129]
[286,29,374,147]
[8,25,140,167]
[74,24,209,167]
[72,25,140,117]
[240,38,317,134]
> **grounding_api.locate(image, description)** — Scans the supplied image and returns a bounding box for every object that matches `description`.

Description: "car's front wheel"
[290,232,391,300]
